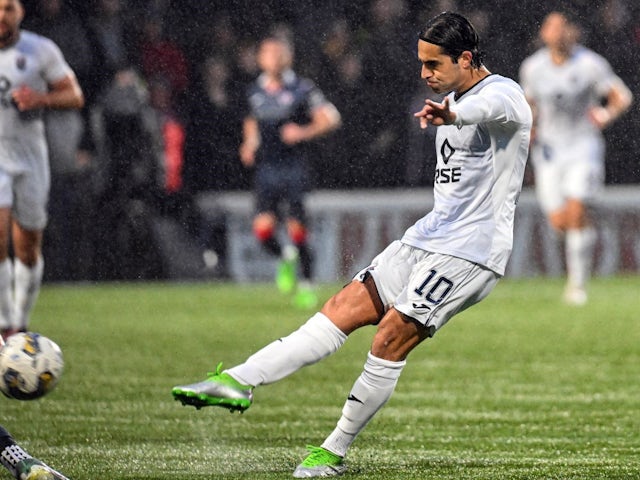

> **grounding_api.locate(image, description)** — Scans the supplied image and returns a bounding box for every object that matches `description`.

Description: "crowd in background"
[18,0,640,281]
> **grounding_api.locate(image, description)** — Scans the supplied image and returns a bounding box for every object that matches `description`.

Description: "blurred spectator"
[85,0,136,102]
[233,38,259,87]
[590,0,639,184]
[152,72,229,275]
[315,21,373,189]
[359,0,415,186]
[137,13,190,98]
[90,69,165,280]
[23,0,97,281]
[182,56,246,193]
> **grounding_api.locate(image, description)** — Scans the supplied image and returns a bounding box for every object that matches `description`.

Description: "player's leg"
[287,216,316,308]
[10,160,49,332]
[252,211,281,257]
[562,198,596,305]
[0,207,14,339]
[11,223,44,332]
[253,209,299,293]
[296,252,500,477]
[252,168,301,293]
[560,144,603,306]
[172,278,382,410]
[0,425,69,480]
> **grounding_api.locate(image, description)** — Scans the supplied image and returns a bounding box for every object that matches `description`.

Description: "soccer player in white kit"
[0,0,84,339]
[173,12,532,477]
[519,11,632,306]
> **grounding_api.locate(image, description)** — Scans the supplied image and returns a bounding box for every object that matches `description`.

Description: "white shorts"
[531,136,605,213]
[353,241,500,336]
[0,166,50,230]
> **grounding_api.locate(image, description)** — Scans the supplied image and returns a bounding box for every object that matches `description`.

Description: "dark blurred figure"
[183,56,246,193]
[90,69,165,280]
[153,70,230,276]
[315,19,372,188]
[590,0,640,184]
[359,0,416,186]
[85,0,135,103]
[137,12,190,99]
[24,0,97,281]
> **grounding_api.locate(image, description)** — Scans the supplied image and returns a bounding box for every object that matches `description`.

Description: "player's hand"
[414,97,456,129]
[239,143,256,167]
[11,85,47,111]
[588,106,611,130]
[280,122,306,145]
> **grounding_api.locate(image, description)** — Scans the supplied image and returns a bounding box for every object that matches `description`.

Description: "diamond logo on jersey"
[441,138,455,164]
[16,56,26,71]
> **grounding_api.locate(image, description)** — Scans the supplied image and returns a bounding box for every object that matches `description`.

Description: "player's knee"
[564,200,588,229]
[548,210,567,231]
[253,216,276,242]
[287,221,307,245]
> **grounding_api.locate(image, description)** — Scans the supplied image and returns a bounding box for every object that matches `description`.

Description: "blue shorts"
[255,162,309,221]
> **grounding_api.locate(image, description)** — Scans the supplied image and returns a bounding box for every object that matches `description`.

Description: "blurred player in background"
[174,12,531,477]
[0,424,68,479]
[519,11,632,306]
[239,36,341,309]
[0,0,84,339]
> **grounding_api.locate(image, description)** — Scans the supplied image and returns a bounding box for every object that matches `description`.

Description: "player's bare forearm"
[12,75,83,111]
[281,104,341,145]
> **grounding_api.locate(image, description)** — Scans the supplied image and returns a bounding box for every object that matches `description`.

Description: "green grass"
[2,276,639,479]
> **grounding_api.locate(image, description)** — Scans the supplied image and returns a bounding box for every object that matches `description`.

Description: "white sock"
[227,312,347,386]
[0,259,13,330]
[322,352,406,457]
[566,227,596,289]
[13,257,44,330]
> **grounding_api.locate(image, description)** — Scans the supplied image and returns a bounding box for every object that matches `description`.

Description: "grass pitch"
[2,276,639,479]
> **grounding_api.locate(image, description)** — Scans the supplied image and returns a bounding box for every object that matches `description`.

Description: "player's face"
[417,40,463,94]
[257,40,292,77]
[540,13,574,51]
[0,0,23,47]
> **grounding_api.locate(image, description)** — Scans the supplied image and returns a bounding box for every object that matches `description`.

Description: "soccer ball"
[0,332,64,400]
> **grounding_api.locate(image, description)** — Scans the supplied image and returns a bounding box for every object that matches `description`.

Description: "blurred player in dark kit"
[239,36,341,309]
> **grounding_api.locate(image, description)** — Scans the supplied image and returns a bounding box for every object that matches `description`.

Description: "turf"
[2,276,639,479]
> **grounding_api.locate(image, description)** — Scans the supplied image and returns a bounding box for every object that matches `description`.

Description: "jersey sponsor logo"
[441,138,455,164]
[436,139,461,183]
[435,167,462,183]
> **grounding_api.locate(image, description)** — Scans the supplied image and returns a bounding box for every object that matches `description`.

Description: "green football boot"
[292,445,347,478]
[172,363,253,412]
[276,245,299,294]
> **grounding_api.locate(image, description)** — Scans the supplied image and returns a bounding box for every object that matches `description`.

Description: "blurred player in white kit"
[519,11,632,305]
[0,0,84,339]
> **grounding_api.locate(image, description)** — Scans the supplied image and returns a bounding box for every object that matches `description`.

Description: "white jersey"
[0,30,72,174]
[402,75,532,275]
[519,45,617,147]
